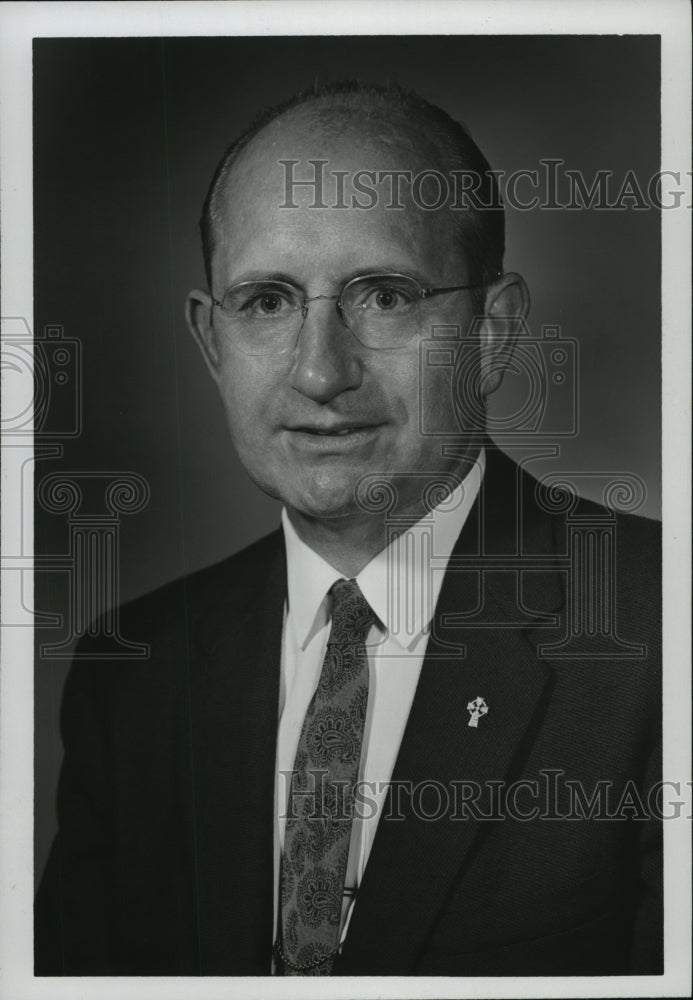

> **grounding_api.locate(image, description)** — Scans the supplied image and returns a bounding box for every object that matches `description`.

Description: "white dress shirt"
[273,450,485,951]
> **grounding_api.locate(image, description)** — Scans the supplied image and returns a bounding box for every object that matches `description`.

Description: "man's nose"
[288,298,363,403]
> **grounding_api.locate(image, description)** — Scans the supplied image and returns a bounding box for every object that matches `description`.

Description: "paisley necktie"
[277,578,375,975]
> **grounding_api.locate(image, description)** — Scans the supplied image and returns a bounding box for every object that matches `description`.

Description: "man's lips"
[285,421,382,436]
[284,421,384,449]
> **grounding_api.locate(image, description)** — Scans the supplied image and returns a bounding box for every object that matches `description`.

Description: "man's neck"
[284,448,484,578]
[283,507,390,578]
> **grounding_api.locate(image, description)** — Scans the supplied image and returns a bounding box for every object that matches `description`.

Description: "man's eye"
[241,290,293,318]
[359,283,416,312]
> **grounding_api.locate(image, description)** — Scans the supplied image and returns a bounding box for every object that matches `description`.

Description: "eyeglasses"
[211,272,488,356]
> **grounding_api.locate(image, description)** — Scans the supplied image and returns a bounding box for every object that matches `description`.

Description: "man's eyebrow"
[222,270,300,286]
[340,264,432,284]
[222,264,434,289]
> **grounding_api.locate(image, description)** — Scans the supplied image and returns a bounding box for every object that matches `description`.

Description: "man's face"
[191,116,487,523]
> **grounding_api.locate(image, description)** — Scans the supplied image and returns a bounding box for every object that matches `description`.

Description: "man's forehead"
[222,105,443,205]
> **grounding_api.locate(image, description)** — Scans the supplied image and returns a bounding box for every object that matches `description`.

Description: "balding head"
[200,81,505,298]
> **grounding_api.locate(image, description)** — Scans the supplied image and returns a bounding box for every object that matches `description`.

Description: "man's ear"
[478,272,530,397]
[186,289,222,383]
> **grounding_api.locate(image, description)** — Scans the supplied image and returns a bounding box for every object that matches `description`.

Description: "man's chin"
[280,474,367,522]
[247,460,394,521]
[285,493,361,522]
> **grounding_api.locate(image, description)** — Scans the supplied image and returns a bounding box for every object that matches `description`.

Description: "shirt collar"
[282,512,344,650]
[282,449,485,651]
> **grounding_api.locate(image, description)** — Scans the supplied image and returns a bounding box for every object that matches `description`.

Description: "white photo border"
[1,2,690,998]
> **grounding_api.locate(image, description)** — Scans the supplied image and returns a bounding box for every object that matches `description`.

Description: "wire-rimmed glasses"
[211,272,489,356]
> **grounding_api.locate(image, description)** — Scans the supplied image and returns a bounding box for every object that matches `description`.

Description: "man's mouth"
[289,423,380,435]
[285,423,383,448]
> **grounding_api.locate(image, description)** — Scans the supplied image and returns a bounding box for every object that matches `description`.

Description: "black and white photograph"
[0,2,690,998]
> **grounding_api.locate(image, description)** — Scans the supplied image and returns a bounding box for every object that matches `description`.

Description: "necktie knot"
[328,579,376,646]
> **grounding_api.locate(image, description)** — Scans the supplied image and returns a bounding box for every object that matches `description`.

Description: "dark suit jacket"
[35,448,662,976]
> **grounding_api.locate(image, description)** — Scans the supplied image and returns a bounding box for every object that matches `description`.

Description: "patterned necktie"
[277,578,375,975]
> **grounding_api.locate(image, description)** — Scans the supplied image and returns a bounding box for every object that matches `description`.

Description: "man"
[35,82,662,976]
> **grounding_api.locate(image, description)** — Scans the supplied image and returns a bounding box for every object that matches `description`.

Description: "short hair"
[199,80,505,302]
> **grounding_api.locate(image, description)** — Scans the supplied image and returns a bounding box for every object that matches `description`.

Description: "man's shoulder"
[66,528,285,715]
[99,527,285,641]
[555,488,661,571]
[488,446,661,561]
[515,459,661,652]
[170,526,285,601]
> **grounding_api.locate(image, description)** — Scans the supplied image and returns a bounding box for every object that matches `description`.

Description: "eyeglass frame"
[210,271,498,351]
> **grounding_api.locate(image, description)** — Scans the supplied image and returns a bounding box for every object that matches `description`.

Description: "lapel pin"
[467,696,489,728]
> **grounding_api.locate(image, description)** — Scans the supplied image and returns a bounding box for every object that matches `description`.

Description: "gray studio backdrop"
[34,35,661,880]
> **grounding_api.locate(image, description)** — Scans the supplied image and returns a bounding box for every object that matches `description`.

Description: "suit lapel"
[187,533,286,974]
[336,449,565,974]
